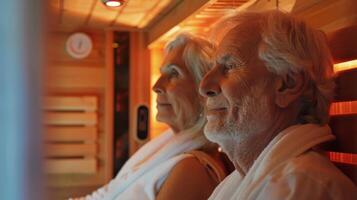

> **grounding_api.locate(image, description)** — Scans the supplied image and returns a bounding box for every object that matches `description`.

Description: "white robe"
[73,126,208,200]
[209,124,357,200]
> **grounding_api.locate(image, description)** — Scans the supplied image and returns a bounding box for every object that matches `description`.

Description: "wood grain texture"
[46,112,97,126]
[45,28,112,187]
[103,30,114,181]
[46,126,97,142]
[46,144,97,157]
[46,158,97,174]
[44,96,98,111]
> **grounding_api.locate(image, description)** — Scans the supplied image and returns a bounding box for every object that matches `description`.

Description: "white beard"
[204,85,273,151]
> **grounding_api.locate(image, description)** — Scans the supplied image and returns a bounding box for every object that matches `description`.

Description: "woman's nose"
[199,67,221,97]
[153,76,165,94]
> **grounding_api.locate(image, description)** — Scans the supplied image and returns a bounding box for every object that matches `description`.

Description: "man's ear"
[274,72,306,108]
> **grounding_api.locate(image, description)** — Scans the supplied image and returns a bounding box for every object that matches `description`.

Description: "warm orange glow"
[330,101,357,116]
[150,47,169,139]
[334,59,357,72]
[328,152,357,165]
[149,26,182,49]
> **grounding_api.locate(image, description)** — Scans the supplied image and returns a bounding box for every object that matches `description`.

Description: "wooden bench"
[44,96,98,174]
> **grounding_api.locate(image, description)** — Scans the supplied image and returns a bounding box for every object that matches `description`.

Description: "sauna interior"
[0,0,356,199]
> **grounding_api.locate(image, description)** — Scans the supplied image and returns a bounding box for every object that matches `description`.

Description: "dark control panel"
[137,105,149,140]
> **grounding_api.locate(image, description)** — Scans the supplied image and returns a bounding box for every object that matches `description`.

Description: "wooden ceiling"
[49,0,250,33]
[148,0,249,46]
[49,0,181,30]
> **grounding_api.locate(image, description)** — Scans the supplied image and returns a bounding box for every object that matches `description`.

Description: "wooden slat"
[329,152,357,165]
[46,158,97,174]
[334,68,357,101]
[44,96,98,111]
[330,101,357,116]
[47,185,102,200]
[46,144,97,157]
[46,112,97,125]
[334,60,357,72]
[329,115,357,154]
[46,66,105,89]
[45,126,97,142]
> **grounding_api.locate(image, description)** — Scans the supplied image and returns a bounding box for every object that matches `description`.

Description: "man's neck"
[223,136,270,176]
[221,114,297,176]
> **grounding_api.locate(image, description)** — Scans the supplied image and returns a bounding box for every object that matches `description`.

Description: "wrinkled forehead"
[215,23,261,64]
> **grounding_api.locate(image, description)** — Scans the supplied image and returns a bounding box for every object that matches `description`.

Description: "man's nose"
[199,67,221,97]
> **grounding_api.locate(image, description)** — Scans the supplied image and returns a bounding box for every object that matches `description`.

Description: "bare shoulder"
[156,156,218,200]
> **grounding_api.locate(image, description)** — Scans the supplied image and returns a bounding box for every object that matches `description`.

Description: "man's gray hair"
[212,10,335,124]
[165,33,215,84]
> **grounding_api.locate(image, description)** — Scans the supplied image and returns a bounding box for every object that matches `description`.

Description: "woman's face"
[153,46,202,133]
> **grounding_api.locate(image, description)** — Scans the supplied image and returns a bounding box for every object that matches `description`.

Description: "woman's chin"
[156,114,173,126]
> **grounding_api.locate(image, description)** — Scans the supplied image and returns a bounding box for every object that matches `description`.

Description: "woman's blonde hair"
[165,33,215,84]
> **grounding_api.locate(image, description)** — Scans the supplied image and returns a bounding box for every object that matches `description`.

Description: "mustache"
[205,97,229,110]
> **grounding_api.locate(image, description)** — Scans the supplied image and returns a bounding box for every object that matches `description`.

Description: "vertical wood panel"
[129,31,151,155]
[104,30,114,181]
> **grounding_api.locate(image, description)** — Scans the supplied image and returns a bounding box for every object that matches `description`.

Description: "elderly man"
[200,10,357,199]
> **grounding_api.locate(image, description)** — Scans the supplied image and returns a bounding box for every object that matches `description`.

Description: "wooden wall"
[293,0,357,33]
[128,31,152,155]
[45,28,114,199]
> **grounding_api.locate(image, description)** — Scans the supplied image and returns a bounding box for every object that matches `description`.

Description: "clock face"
[66,33,93,59]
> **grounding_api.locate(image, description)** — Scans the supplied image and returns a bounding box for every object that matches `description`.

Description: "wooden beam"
[146,0,210,45]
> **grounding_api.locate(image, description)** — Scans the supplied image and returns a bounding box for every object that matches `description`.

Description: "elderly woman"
[199,10,357,199]
[73,33,231,200]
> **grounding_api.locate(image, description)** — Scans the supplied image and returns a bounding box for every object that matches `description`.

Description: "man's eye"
[224,63,236,71]
[170,69,179,77]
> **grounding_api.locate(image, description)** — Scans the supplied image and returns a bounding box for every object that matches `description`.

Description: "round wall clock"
[66,32,93,59]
